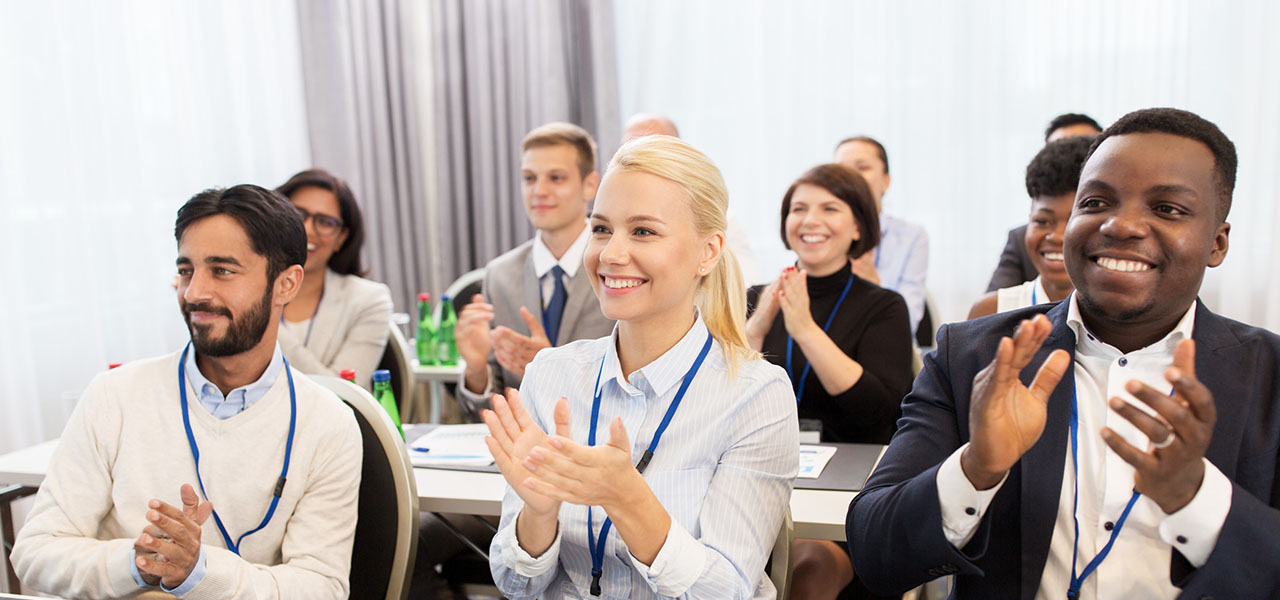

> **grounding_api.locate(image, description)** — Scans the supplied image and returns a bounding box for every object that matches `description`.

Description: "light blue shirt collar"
[183,344,286,419]
[600,309,710,398]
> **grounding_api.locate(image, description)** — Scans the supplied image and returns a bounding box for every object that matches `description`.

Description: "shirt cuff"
[499,511,561,578]
[160,546,208,597]
[129,548,153,588]
[628,519,706,598]
[936,443,1008,548]
[457,369,493,405]
[1158,459,1232,567]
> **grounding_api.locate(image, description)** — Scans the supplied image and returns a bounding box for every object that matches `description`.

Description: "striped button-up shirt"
[490,314,799,599]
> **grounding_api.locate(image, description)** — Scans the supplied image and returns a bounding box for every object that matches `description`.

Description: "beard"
[182,287,274,357]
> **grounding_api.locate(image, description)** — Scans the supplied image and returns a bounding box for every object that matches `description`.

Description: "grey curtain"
[294,0,620,312]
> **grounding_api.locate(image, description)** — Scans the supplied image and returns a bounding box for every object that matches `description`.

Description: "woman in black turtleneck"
[746,163,913,600]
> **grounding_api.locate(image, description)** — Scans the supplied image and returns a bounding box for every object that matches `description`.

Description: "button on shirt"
[530,223,590,310]
[129,344,286,596]
[873,213,929,336]
[935,294,1232,598]
[490,314,799,599]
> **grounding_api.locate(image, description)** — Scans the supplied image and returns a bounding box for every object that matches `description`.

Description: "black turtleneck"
[748,261,914,444]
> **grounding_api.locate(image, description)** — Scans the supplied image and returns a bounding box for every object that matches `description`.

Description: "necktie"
[542,265,568,346]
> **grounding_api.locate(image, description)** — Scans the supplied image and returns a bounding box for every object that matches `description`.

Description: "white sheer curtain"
[615,0,1280,333]
[0,1,313,455]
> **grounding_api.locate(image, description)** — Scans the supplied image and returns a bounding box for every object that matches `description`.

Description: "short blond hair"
[607,135,756,371]
[522,122,598,178]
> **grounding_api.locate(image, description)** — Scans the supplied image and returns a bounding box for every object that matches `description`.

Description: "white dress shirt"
[935,293,1232,599]
[490,313,799,599]
[530,223,591,310]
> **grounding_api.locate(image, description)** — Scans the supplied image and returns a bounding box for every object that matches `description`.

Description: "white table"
[410,358,465,424]
[414,464,856,542]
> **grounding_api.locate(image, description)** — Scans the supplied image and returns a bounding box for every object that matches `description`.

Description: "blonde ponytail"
[608,135,758,371]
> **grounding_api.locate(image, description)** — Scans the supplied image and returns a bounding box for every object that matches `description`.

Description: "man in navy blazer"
[848,108,1280,599]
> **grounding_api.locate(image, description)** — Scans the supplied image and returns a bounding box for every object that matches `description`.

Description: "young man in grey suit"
[454,122,615,414]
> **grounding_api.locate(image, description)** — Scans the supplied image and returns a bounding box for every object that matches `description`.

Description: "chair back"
[377,322,415,420]
[768,507,795,600]
[310,375,419,600]
[915,290,942,351]
[911,345,924,378]
[433,268,487,325]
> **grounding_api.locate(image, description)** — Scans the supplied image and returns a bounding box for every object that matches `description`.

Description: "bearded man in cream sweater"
[13,185,363,599]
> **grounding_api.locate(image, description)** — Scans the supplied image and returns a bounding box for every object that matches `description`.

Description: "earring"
[699,267,706,274]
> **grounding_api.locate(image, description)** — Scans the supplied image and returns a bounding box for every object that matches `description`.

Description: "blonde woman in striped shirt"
[483,135,800,599]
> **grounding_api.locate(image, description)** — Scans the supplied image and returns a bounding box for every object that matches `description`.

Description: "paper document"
[798,445,838,479]
[408,424,494,468]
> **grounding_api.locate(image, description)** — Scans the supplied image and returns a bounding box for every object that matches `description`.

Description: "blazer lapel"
[309,269,348,362]
[520,251,542,337]
[1019,301,1075,600]
[1190,300,1247,478]
[556,267,597,346]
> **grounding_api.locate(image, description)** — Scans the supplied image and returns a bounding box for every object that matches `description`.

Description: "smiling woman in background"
[484,135,798,599]
[275,169,392,388]
[746,163,914,600]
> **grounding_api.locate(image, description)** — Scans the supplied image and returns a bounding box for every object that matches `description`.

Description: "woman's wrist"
[515,504,561,557]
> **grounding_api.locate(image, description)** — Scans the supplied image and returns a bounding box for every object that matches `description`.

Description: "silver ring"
[1152,431,1176,449]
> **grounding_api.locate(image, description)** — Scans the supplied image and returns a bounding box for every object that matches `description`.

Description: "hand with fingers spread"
[776,268,820,340]
[745,275,783,351]
[490,307,552,377]
[961,314,1072,490]
[522,415,645,511]
[1102,339,1216,513]
[482,389,564,555]
[133,484,214,588]
[458,294,496,393]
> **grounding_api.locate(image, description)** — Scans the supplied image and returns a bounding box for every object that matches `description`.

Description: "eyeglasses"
[293,207,345,236]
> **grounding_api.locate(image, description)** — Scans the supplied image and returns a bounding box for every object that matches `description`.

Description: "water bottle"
[437,295,459,365]
[416,293,437,365]
[372,369,403,438]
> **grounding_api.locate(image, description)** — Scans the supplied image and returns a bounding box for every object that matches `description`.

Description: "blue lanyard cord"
[1065,383,1172,598]
[586,332,713,596]
[178,343,297,556]
[1032,286,1038,306]
[786,274,854,403]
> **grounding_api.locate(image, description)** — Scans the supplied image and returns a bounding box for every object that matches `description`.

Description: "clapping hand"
[961,315,1072,489]
[133,484,213,588]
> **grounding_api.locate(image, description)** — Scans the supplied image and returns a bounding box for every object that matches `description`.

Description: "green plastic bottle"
[372,369,403,438]
[416,292,437,365]
[437,295,459,365]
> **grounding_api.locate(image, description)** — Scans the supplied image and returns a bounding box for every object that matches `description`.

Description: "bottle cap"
[339,369,356,381]
[372,369,391,382]
[418,292,430,302]
[440,295,452,302]
[108,363,122,370]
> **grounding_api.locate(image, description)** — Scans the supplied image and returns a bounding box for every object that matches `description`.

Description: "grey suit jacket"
[461,239,614,410]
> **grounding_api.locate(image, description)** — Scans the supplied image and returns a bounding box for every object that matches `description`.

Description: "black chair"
[376,322,416,421]
[310,375,418,600]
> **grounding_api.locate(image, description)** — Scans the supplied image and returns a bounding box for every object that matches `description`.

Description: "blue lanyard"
[178,343,297,556]
[1032,286,1038,306]
[585,332,713,596]
[785,274,854,403]
[1065,382,1172,597]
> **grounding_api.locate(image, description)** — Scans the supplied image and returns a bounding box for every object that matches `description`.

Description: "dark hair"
[780,163,881,259]
[175,185,307,283]
[1086,108,1237,220]
[834,135,890,174]
[276,169,367,276]
[1026,135,1095,198]
[1044,113,1103,141]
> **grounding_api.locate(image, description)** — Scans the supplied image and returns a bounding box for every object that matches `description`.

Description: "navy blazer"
[846,299,1280,599]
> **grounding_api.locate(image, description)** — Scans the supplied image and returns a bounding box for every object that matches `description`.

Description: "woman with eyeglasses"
[275,169,393,388]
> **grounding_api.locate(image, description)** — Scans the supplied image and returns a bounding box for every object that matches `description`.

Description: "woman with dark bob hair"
[275,168,392,388]
[745,163,914,599]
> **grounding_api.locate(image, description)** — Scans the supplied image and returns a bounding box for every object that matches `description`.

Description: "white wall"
[615,0,1280,333]
[0,1,314,454]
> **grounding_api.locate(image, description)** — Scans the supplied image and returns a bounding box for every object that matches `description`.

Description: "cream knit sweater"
[13,350,362,599]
